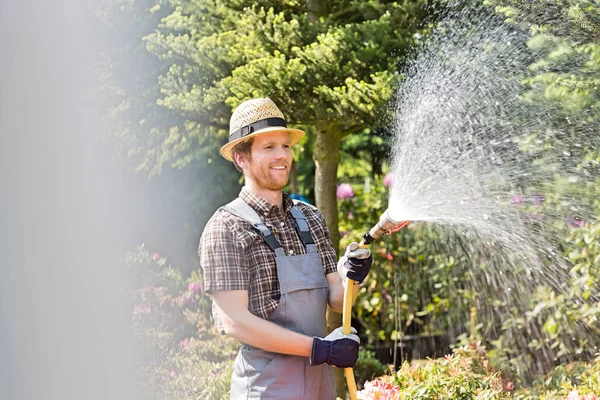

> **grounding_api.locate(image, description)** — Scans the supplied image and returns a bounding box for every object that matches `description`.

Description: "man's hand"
[310,327,360,368]
[337,242,372,284]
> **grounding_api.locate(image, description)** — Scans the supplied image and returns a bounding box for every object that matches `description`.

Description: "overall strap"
[289,206,316,248]
[221,198,285,256]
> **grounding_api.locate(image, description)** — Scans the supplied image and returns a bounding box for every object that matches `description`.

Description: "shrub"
[357,342,511,400]
[123,244,238,400]
[358,342,600,400]
[513,355,600,399]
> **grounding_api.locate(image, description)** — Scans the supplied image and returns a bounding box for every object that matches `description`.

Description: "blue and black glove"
[337,242,373,284]
[310,327,360,368]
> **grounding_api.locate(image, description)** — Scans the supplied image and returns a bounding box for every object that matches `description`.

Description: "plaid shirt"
[199,187,337,332]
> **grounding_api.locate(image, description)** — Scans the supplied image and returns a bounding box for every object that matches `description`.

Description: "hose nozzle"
[361,209,409,245]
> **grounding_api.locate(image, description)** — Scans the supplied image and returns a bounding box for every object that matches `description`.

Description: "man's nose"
[274,145,291,158]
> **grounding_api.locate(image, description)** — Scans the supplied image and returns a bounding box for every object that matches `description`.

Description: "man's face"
[239,131,293,191]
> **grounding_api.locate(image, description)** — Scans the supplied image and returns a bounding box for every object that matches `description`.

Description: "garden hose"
[342,210,409,400]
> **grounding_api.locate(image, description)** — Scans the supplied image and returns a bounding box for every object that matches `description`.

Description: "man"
[199,98,372,399]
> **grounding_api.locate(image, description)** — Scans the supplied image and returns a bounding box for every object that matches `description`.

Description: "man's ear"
[234,152,248,170]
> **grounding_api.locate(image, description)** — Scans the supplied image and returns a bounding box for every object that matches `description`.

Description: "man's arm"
[212,289,313,357]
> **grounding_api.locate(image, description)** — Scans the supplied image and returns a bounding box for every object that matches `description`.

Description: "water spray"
[342,209,410,400]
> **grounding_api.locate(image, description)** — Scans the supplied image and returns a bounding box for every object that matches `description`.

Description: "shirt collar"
[239,187,294,217]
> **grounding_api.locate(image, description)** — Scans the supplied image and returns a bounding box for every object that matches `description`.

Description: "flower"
[565,217,586,228]
[178,337,191,351]
[358,379,400,400]
[565,390,598,400]
[531,193,545,206]
[567,391,581,400]
[383,172,393,188]
[336,183,354,199]
[152,252,160,260]
[188,281,204,294]
[511,194,525,205]
[502,378,515,391]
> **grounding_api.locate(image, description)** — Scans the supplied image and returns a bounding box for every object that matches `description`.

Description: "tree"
[142,0,432,250]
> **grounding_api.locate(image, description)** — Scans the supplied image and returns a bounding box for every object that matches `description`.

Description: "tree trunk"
[313,121,345,399]
[313,121,341,254]
[305,0,328,23]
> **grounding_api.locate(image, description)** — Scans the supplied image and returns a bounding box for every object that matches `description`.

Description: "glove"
[337,242,372,284]
[310,327,360,368]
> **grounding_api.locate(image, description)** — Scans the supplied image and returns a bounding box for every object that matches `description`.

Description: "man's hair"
[231,138,254,172]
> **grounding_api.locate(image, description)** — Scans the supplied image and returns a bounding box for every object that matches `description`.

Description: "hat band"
[230,117,287,142]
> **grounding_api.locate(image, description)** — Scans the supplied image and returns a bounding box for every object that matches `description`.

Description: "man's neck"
[245,182,284,210]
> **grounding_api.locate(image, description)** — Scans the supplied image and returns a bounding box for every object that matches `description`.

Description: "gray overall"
[221,198,336,400]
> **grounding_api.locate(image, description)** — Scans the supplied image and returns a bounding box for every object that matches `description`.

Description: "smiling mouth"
[270,166,287,170]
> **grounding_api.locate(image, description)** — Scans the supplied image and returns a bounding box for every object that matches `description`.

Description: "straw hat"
[220,98,305,161]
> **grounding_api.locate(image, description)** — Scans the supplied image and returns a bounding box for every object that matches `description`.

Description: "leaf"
[543,316,558,335]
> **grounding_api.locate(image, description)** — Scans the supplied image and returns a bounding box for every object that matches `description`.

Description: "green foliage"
[465,211,600,382]
[338,171,600,383]
[358,343,600,399]
[489,0,600,174]
[101,0,435,256]
[354,349,389,390]
[124,244,238,399]
[338,179,472,346]
[470,0,600,381]
[485,0,600,43]
[358,343,510,399]
[512,356,600,399]
[157,336,237,400]
[145,0,430,131]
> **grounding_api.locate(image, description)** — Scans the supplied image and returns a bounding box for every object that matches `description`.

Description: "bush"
[339,174,600,382]
[358,342,600,400]
[357,342,511,400]
[155,335,238,400]
[124,244,238,400]
[513,355,600,400]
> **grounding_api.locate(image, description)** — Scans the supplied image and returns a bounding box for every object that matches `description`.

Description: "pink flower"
[567,391,581,400]
[531,193,545,206]
[179,337,191,351]
[185,295,196,305]
[383,172,393,188]
[511,195,525,205]
[357,379,399,400]
[565,217,586,228]
[336,183,354,199]
[188,282,204,294]
[152,252,160,260]
[565,391,597,400]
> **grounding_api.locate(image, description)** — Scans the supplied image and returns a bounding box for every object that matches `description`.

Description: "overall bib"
[222,198,336,400]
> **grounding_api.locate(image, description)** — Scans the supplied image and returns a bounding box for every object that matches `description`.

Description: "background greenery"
[100,0,599,398]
